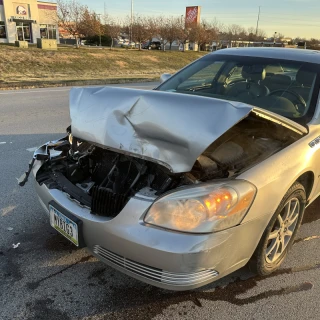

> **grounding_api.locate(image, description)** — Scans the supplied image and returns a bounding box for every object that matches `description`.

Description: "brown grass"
[115,60,128,68]
[0,45,206,84]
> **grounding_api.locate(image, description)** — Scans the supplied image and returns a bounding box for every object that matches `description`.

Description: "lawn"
[0,46,207,87]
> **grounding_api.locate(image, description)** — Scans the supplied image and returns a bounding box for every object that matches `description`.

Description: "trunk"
[75,36,80,49]
[110,38,113,50]
[169,42,172,50]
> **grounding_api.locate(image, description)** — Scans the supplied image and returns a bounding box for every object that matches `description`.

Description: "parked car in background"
[121,41,136,49]
[142,41,162,50]
[116,38,124,44]
[20,48,320,291]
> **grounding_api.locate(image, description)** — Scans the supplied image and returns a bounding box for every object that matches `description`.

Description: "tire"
[249,182,306,276]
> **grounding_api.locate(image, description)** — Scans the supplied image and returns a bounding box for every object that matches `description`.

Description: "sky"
[74,0,320,39]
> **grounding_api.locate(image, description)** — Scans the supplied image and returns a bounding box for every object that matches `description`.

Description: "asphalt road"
[1,84,320,320]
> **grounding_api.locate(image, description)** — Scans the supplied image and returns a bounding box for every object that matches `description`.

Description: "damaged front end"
[25,108,303,221]
[17,86,309,290]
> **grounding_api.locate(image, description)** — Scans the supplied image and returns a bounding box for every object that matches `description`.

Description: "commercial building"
[0,0,58,44]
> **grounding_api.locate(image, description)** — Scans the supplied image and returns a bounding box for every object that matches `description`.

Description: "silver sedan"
[20,48,320,290]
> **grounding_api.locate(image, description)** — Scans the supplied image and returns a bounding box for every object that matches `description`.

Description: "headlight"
[68,133,73,145]
[144,180,256,233]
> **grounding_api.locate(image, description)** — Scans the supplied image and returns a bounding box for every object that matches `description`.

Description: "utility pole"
[104,2,107,23]
[97,13,102,47]
[130,0,133,42]
[255,6,261,36]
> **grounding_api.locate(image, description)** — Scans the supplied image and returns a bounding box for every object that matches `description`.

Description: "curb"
[0,77,160,90]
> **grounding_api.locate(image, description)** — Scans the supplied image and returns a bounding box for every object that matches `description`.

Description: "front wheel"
[249,182,306,276]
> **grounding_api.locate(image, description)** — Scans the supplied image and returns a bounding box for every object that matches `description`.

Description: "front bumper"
[33,160,270,291]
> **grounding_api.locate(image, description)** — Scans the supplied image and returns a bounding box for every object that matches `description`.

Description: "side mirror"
[160,73,171,83]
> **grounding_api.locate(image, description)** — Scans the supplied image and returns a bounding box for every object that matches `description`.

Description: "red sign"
[38,4,57,10]
[185,6,201,25]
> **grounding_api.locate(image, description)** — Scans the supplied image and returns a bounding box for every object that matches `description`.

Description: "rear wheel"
[249,182,306,275]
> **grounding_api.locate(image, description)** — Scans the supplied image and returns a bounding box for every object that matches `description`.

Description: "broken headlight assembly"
[144,180,256,233]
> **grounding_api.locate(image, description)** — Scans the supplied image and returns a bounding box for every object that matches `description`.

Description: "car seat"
[226,65,270,100]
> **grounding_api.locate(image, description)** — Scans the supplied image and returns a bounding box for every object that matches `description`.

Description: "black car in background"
[142,41,162,50]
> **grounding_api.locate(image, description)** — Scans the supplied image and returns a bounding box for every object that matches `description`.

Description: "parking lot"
[1,84,320,319]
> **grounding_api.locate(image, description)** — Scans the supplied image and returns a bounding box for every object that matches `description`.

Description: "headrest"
[271,74,292,86]
[242,65,266,81]
[296,68,316,87]
[265,64,283,74]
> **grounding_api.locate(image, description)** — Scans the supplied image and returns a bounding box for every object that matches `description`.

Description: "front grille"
[93,245,219,286]
[91,186,128,217]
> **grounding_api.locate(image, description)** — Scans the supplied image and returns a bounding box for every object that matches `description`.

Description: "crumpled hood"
[70,87,254,173]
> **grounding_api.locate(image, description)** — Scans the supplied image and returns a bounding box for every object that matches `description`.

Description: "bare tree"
[156,17,182,51]
[127,15,154,50]
[77,9,101,38]
[156,17,169,51]
[189,21,217,51]
[256,29,266,41]
[227,24,246,46]
[103,18,122,50]
[175,20,193,52]
[168,17,184,50]
[56,0,87,48]
[276,32,285,42]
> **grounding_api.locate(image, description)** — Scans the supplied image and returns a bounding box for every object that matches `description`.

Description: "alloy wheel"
[265,198,300,263]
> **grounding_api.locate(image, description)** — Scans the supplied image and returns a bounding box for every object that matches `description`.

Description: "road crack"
[26,255,93,290]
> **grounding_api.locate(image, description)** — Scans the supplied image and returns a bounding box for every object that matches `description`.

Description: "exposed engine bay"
[35,113,301,217]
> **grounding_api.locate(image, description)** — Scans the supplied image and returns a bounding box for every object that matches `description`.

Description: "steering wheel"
[269,89,307,111]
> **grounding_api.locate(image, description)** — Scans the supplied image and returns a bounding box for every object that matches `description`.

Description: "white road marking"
[0,142,6,145]
[26,147,38,152]
[0,84,157,95]
[0,89,70,95]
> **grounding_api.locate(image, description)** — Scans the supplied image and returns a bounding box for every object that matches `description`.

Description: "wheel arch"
[295,171,314,201]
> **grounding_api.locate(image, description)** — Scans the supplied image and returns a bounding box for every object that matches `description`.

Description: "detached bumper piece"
[93,245,219,287]
[18,158,36,186]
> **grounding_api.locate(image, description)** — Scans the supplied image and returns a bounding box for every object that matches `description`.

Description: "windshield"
[157,54,320,124]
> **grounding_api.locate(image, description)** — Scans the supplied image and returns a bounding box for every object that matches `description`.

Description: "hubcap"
[265,198,300,263]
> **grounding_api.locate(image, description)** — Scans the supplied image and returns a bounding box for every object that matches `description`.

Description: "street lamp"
[97,13,102,47]
[273,31,277,47]
[130,0,133,42]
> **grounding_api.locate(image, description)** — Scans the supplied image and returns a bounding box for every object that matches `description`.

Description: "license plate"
[49,205,79,246]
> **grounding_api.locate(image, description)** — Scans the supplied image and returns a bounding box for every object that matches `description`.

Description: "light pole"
[274,31,277,47]
[130,0,133,42]
[97,13,102,47]
[255,6,261,36]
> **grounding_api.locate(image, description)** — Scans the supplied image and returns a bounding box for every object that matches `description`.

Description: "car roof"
[212,47,320,64]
